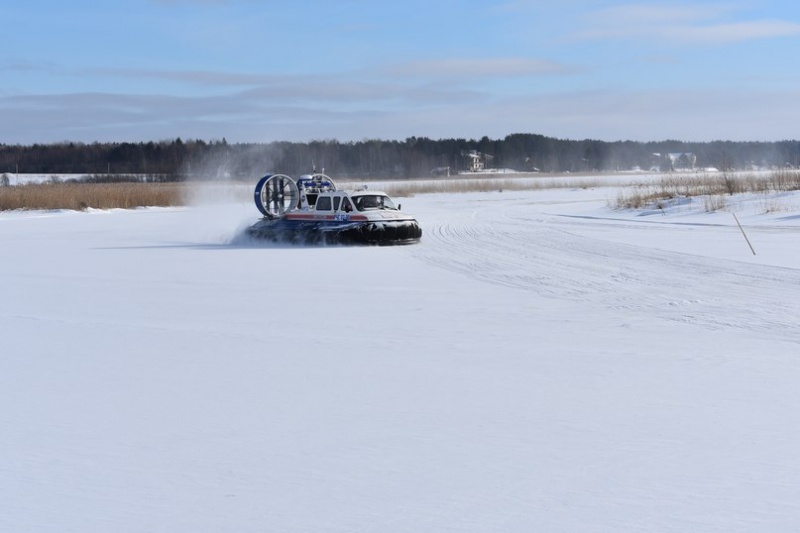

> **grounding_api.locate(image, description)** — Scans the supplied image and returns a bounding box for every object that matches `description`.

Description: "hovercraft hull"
[246,217,422,245]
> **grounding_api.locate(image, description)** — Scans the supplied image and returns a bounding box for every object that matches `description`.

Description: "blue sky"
[3,0,800,143]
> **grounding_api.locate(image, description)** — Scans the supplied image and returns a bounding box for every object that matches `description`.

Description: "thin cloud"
[2,63,275,87]
[240,81,484,106]
[5,85,800,144]
[82,67,286,87]
[3,61,488,109]
[389,58,575,78]
[573,3,800,44]
[672,20,800,43]
[2,60,63,74]
[591,4,729,26]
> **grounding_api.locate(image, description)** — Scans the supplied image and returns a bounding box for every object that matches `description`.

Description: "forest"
[2,134,799,181]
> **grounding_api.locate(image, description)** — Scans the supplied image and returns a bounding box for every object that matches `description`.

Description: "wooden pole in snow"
[732,212,756,256]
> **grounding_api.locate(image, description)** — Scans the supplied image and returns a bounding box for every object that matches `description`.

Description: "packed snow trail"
[413,191,800,345]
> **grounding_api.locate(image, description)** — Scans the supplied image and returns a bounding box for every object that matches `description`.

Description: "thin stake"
[732,212,756,255]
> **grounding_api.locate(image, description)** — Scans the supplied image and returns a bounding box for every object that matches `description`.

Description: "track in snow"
[414,194,800,344]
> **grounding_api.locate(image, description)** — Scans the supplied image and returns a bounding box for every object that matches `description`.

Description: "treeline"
[2,134,800,180]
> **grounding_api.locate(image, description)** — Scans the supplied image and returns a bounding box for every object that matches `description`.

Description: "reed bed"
[1,176,608,212]
[375,177,605,197]
[0,182,186,211]
[4,170,799,213]
[611,170,800,212]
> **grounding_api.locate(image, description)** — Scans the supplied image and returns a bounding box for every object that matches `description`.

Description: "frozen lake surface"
[2,180,800,532]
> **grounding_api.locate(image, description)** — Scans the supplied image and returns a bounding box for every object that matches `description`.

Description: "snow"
[2,173,91,185]
[3,177,800,532]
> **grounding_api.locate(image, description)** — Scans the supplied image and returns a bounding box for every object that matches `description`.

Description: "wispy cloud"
[239,81,485,106]
[590,4,729,26]
[83,67,287,87]
[573,3,800,44]
[674,20,800,43]
[388,58,576,78]
[6,59,566,99]
[5,85,799,143]
[5,2,799,144]
[2,60,63,74]
[3,63,284,88]
[89,58,576,87]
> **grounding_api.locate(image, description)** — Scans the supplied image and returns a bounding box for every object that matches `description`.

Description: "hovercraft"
[246,173,422,245]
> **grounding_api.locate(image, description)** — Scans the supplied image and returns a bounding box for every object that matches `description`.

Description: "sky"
[2,0,800,144]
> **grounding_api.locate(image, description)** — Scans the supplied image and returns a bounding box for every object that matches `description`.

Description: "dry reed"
[378,177,604,197]
[5,170,799,213]
[0,182,186,211]
[610,170,800,211]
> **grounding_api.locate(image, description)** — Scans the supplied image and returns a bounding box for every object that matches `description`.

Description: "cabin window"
[333,197,341,211]
[341,198,353,212]
[355,194,395,211]
[315,196,332,211]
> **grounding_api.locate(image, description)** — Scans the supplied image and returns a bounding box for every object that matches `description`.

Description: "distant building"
[464,150,493,172]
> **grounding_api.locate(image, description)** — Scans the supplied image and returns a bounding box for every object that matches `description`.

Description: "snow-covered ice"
[2,178,800,532]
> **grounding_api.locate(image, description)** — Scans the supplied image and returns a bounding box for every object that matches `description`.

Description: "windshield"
[354,194,396,211]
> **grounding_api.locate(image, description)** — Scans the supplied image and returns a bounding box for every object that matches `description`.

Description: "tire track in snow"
[414,199,800,343]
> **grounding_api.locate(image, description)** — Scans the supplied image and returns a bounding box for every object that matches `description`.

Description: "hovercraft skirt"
[246,218,422,245]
